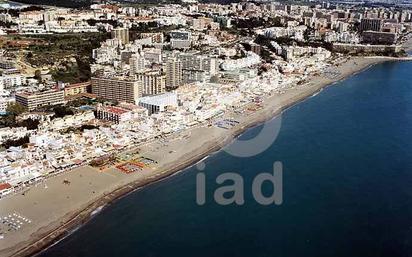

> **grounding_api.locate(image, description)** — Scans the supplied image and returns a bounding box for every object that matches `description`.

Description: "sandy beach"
[0,55,405,257]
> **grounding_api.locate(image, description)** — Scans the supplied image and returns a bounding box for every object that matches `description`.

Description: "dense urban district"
[0,0,411,255]
[0,0,411,202]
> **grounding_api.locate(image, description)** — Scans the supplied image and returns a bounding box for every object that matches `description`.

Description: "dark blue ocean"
[40,60,412,257]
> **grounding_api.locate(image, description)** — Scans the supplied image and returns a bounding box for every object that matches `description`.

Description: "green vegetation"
[14,0,183,8]
[34,69,42,82]
[86,19,119,28]
[120,0,182,6]
[66,98,93,107]
[60,124,99,134]
[234,17,284,30]
[32,104,75,119]
[22,32,110,83]
[52,105,75,119]
[6,102,26,116]
[0,5,44,17]
[1,135,30,149]
[129,23,179,41]
[51,57,91,83]
[0,20,17,28]
[15,118,40,130]
[259,48,275,63]
[130,21,160,33]
[12,0,91,8]
[221,17,287,38]
[0,103,40,130]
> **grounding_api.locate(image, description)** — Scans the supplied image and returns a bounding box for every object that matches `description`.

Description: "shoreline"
[0,56,401,257]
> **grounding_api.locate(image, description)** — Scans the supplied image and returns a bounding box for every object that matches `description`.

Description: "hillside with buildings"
[12,0,92,8]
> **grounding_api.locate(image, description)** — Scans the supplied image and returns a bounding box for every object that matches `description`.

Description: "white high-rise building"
[130,53,146,75]
[0,73,25,89]
[170,30,191,49]
[165,58,183,90]
[178,53,217,75]
[143,48,162,64]
[0,97,14,115]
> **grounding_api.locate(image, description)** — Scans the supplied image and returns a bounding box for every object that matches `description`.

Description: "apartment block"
[360,18,383,32]
[165,58,183,90]
[136,71,166,96]
[111,27,129,45]
[15,90,65,111]
[64,81,91,97]
[91,77,142,104]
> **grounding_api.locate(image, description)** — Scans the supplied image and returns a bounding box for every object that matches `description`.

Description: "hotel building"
[15,90,65,111]
[91,77,142,104]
